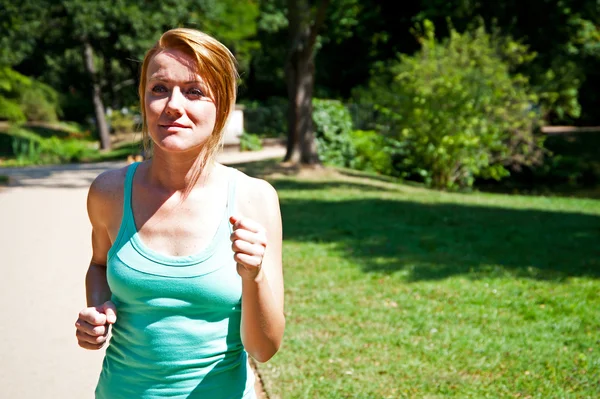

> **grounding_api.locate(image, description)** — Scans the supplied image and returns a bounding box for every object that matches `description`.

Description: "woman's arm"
[231,177,285,363]
[76,171,120,350]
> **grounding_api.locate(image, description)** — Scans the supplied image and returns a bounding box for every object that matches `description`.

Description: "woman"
[74,28,285,399]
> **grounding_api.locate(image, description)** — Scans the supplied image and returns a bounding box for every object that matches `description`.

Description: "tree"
[353,20,545,189]
[284,0,330,164]
[4,0,260,150]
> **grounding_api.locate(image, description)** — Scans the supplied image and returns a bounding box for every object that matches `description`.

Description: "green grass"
[82,140,144,163]
[236,161,600,399]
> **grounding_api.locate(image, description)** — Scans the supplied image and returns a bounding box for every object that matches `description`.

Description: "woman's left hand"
[229,215,268,281]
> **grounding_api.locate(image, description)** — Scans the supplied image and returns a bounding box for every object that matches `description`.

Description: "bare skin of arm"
[75,169,123,350]
[231,176,285,363]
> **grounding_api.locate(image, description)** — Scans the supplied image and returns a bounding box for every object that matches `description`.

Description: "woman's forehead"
[147,49,202,82]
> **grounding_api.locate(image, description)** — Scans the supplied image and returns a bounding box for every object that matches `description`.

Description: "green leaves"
[313,98,355,167]
[354,20,545,189]
[0,67,61,122]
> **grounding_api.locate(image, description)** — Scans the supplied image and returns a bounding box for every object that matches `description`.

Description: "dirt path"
[0,146,284,398]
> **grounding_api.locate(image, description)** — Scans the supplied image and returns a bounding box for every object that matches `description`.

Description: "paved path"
[0,145,284,398]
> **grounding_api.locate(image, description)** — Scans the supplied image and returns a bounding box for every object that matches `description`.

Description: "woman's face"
[144,49,217,155]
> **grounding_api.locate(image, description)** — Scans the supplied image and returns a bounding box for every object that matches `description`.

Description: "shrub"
[312,98,355,167]
[19,83,61,122]
[239,132,263,152]
[0,67,61,122]
[7,125,93,165]
[0,67,28,122]
[0,96,26,122]
[353,20,545,189]
[241,97,287,137]
[348,130,393,175]
[108,108,138,134]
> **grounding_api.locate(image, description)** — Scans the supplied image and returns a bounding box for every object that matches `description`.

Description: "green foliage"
[239,132,263,152]
[0,67,61,122]
[534,61,582,122]
[483,131,600,197]
[0,67,29,122]
[2,0,260,131]
[0,0,48,66]
[256,0,288,33]
[108,108,138,134]
[348,130,393,175]
[19,85,61,122]
[354,20,545,189]
[241,97,288,138]
[312,98,355,167]
[0,96,26,122]
[4,125,93,165]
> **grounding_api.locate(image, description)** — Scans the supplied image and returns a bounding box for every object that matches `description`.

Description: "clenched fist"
[229,215,267,281]
[75,301,117,350]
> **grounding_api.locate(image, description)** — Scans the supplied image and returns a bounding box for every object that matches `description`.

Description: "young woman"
[74,28,285,399]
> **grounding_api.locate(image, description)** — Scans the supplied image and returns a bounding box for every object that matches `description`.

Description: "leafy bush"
[0,67,28,122]
[312,98,355,167]
[241,97,287,137]
[108,108,138,134]
[239,132,263,152]
[0,96,26,122]
[353,20,545,189]
[6,125,93,165]
[348,130,393,175]
[19,83,61,122]
[0,67,61,122]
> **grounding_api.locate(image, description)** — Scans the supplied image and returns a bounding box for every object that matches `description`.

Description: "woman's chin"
[153,138,205,155]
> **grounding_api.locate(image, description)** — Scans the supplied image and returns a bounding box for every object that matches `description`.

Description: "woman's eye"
[187,88,204,97]
[151,85,167,93]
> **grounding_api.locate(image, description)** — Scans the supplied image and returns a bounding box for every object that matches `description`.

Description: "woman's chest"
[110,194,228,258]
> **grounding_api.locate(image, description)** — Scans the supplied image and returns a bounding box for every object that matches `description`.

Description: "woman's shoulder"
[89,165,130,200]
[232,167,278,200]
[229,167,280,219]
[87,164,132,218]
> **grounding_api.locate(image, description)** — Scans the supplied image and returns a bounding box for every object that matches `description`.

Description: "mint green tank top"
[96,162,256,399]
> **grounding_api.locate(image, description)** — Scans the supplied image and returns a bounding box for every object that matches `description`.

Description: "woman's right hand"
[75,301,117,350]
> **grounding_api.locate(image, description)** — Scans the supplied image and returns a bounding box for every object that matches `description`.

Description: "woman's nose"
[165,88,184,116]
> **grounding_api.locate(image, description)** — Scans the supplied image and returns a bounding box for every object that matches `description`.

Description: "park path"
[0,145,285,399]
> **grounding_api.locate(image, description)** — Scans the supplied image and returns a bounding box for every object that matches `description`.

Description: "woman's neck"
[147,148,214,193]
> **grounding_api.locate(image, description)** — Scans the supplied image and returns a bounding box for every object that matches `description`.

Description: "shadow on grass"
[275,180,600,281]
[234,160,408,194]
[231,159,301,179]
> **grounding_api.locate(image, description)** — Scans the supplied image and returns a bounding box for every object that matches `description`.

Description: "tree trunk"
[284,0,329,165]
[284,46,319,164]
[83,39,111,150]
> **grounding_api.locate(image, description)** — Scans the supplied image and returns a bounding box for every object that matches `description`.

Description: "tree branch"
[307,0,330,52]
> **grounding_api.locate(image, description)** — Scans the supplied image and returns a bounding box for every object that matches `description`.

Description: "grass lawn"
[236,161,600,399]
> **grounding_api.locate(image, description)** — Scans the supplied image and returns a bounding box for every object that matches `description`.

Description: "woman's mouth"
[160,122,189,131]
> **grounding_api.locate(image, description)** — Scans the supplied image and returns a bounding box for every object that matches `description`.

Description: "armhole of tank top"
[107,162,139,261]
[227,167,238,234]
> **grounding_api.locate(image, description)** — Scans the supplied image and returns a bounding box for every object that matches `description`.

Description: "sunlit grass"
[236,161,600,399]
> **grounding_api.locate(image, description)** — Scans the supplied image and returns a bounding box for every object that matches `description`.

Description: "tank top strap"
[107,162,141,261]
[123,162,141,220]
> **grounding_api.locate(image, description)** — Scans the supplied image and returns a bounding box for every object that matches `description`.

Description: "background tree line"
[1,0,599,191]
